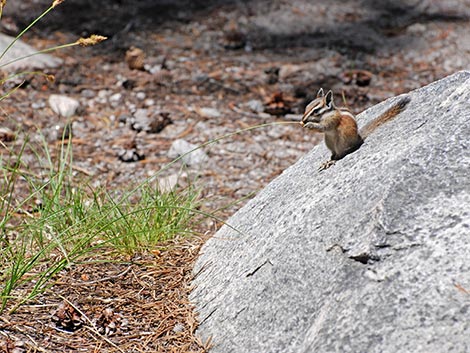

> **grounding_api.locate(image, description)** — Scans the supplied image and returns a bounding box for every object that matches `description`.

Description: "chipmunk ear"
[325,90,334,108]
[316,88,324,98]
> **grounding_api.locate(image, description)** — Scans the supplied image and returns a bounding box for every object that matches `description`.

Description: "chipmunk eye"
[312,108,321,115]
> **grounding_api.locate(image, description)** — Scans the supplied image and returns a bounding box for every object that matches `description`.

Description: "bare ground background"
[0,0,469,351]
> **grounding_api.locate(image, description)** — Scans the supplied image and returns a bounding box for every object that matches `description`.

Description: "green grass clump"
[0,135,200,313]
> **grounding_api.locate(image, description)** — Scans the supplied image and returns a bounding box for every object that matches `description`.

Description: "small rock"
[157,174,180,193]
[136,92,146,101]
[192,73,208,83]
[48,94,80,118]
[81,89,95,98]
[118,139,144,163]
[168,139,209,167]
[406,23,427,34]
[130,109,150,132]
[118,114,130,124]
[31,101,46,109]
[109,93,122,103]
[245,99,264,113]
[196,107,221,118]
[144,98,155,107]
[118,149,145,163]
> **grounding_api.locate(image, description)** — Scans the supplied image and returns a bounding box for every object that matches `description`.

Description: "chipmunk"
[301,88,411,170]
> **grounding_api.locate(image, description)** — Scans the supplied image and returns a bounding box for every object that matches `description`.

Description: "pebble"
[81,89,95,98]
[245,99,264,113]
[144,98,155,107]
[130,109,150,132]
[192,73,208,83]
[157,174,180,193]
[109,93,122,108]
[96,89,109,104]
[109,93,122,103]
[48,94,80,118]
[197,107,221,118]
[118,114,130,124]
[98,90,109,98]
[118,149,145,163]
[31,101,46,109]
[136,92,146,100]
[168,139,209,167]
[406,23,427,34]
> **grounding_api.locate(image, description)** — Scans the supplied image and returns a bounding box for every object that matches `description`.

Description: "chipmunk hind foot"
[318,160,336,171]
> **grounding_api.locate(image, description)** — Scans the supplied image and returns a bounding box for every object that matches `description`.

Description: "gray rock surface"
[191,71,470,353]
[0,33,62,72]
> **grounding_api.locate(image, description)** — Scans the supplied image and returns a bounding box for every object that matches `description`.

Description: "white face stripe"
[306,98,322,112]
[303,99,323,120]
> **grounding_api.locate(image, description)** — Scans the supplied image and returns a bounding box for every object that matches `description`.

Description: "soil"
[1,0,469,351]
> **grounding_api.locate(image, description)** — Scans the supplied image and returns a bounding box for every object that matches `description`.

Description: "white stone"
[48,94,80,118]
[136,92,146,100]
[245,99,264,113]
[168,139,209,167]
[157,174,180,193]
[197,107,221,118]
[0,33,62,72]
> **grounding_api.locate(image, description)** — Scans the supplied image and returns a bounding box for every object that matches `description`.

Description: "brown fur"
[359,96,411,138]
[317,111,363,160]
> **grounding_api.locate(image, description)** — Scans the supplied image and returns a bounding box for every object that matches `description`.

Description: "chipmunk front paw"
[302,122,315,129]
[318,160,336,171]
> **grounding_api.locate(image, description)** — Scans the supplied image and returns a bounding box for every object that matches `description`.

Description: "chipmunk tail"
[360,95,411,138]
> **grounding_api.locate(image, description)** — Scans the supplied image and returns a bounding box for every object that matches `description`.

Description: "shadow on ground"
[6,0,468,56]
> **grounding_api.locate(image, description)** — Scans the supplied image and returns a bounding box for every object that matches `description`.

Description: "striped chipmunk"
[300,88,411,170]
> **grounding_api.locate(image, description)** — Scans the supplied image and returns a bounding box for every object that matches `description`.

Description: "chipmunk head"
[301,88,335,126]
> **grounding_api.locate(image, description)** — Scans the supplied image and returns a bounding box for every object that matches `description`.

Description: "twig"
[25,333,49,353]
[70,266,132,286]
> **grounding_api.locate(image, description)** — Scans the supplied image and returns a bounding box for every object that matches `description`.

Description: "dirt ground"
[1,0,470,351]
